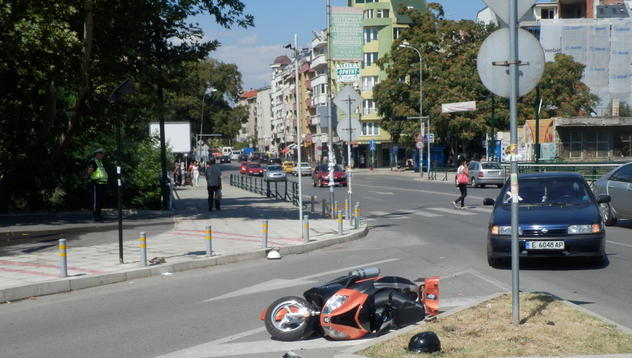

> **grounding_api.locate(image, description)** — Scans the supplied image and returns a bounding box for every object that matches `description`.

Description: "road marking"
[468,207,492,213]
[412,211,442,218]
[368,210,390,217]
[427,207,477,216]
[199,258,400,303]
[153,334,365,358]
[607,240,632,249]
[363,196,382,201]
[369,191,394,195]
[353,183,487,201]
[389,215,411,220]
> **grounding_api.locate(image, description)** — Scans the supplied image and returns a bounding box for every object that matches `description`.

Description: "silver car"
[593,162,632,226]
[292,162,313,176]
[467,161,505,188]
[264,165,287,182]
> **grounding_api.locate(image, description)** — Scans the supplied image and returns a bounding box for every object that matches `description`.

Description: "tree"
[0,0,253,211]
[373,3,597,164]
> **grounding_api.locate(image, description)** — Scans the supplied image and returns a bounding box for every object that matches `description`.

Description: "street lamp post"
[199,86,217,161]
[290,34,305,238]
[399,42,427,178]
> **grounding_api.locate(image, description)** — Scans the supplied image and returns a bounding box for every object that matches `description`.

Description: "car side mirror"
[597,195,611,204]
[483,198,495,206]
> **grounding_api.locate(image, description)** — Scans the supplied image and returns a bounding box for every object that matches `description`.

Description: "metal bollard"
[205,225,213,256]
[354,203,360,229]
[334,201,339,219]
[139,232,147,266]
[261,219,269,248]
[322,199,327,216]
[58,238,67,278]
[310,196,315,213]
[344,199,349,220]
[303,215,310,242]
[337,210,343,235]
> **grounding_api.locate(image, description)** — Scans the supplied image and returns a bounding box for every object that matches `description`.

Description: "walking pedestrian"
[86,148,108,222]
[453,158,469,209]
[205,157,222,211]
[191,161,200,186]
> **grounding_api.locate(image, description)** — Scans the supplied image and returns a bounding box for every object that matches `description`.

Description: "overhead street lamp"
[399,41,429,178]
[199,86,217,161]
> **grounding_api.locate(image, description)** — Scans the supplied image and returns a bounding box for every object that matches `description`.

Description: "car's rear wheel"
[471,177,480,188]
[600,202,617,226]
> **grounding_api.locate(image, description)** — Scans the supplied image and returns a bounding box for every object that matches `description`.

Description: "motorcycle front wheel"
[264,296,315,341]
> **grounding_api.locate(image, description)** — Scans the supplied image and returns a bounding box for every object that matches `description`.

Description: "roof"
[240,90,258,99]
[272,55,291,66]
[391,0,427,24]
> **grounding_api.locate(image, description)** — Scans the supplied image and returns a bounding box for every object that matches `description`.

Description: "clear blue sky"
[201,1,486,90]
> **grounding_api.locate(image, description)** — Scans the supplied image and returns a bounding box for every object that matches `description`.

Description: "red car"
[247,163,264,176]
[240,161,250,174]
[312,164,347,187]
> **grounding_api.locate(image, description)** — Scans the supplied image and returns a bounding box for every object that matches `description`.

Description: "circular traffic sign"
[416,141,424,150]
[477,28,545,98]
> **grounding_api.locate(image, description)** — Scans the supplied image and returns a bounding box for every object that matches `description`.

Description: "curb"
[0,224,368,303]
[335,291,632,358]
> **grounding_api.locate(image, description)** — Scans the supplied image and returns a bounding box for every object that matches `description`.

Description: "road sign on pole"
[483,0,535,25]
[416,141,424,150]
[369,139,376,151]
[334,85,362,114]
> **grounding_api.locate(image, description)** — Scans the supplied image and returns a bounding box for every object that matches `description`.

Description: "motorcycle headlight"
[568,224,600,234]
[322,294,349,315]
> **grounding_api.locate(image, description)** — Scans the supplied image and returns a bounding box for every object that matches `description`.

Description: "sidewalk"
[0,183,367,302]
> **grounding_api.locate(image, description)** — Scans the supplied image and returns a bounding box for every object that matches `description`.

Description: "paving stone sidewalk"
[0,182,366,301]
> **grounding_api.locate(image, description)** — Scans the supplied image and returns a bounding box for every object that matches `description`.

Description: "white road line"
[412,211,442,218]
[363,196,382,201]
[607,240,632,249]
[468,207,492,213]
[427,207,477,216]
[368,210,390,216]
[353,183,487,201]
[389,215,411,220]
[369,191,394,195]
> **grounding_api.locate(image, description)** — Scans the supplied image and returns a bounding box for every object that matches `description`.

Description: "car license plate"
[525,241,565,250]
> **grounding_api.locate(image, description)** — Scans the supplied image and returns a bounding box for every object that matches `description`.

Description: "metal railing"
[230,174,300,206]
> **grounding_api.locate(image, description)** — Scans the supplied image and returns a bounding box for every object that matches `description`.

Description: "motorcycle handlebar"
[349,267,380,279]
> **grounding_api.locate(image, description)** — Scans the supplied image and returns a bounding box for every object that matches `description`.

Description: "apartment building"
[256,87,272,153]
[236,90,258,144]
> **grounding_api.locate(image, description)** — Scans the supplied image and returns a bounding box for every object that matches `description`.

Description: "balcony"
[311,54,327,70]
[311,32,327,50]
[311,74,327,89]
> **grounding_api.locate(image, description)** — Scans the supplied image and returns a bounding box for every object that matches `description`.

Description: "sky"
[200,1,487,91]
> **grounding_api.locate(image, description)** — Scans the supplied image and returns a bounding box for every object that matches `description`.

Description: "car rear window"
[268,165,282,171]
[482,163,501,169]
[248,164,261,168]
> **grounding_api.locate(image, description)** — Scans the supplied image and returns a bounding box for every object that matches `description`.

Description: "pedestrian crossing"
[366,206,491,221]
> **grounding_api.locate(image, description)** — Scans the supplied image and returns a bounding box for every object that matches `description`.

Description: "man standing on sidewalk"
[86,148,108,221]
[205,157,222,211]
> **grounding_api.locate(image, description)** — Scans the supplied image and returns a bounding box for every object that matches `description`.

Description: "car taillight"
[478,172,484,178]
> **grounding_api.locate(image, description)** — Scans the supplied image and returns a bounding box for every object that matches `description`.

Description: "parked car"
[484,172,610,267]
[264,165,287,182]
[238,154,249,162]
[468,161,504,188]
[292,162,313,176]
[231,150,242,161]
[247,163,264,176]
[219,155,231,164]
[239,161,250,174]
[312,164,347,187]
[268,158,282,166]
[282,161,295,174]
[593,162,632,226]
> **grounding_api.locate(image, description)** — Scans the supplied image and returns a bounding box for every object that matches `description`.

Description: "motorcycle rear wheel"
[264,296,315,341]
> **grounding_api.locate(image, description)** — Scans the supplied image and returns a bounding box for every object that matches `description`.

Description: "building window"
[363,52,378,68]
[393,28,403,40]
[364,27,378,44]
[361,122,380,136]
[364,9,374,19]
[540,8,555,19]
[363,99,376,115]
[362,76,379,91]
[376,9,390,18]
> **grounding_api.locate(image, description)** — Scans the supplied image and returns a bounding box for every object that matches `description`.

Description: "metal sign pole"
[509,0,521,326]
[346,97,353,212]
[326,0,335,217]
[294,34,304,239]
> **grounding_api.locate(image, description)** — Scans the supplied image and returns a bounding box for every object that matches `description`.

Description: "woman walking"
[453,159,469,209]
[191,161,200,186]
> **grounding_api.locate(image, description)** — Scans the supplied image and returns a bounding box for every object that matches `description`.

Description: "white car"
[292,162,313,176]
[231,150,242,160]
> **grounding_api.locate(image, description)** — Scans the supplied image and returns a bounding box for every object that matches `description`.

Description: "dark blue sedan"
[484,172,611,267]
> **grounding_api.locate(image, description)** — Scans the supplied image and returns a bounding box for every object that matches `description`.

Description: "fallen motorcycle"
[260,267,439,341]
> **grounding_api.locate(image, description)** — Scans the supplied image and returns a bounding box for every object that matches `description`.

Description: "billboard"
[331,6,363,61]
[149,121,191,153]
[336,63,361,83]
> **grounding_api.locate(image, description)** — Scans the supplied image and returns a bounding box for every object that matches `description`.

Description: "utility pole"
[293,34,305,238]
[326,0,335,215]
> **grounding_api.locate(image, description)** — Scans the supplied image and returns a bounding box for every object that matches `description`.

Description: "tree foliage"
[373,3,597,164]
[0,0,253,211]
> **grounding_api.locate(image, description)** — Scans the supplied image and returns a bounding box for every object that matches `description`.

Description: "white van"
[231,150,242,160]
[222,147,233,157]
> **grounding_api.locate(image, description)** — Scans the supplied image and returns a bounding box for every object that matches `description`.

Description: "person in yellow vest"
[86,148,108,222]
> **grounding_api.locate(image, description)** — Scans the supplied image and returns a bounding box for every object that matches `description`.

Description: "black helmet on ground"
[408,331,441,353]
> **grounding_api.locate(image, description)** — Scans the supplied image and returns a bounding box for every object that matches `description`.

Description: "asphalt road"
[1,165,631,358]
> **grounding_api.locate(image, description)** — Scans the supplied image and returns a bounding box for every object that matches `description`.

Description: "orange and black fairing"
[421,276,440,316]
[320,288,372,340]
